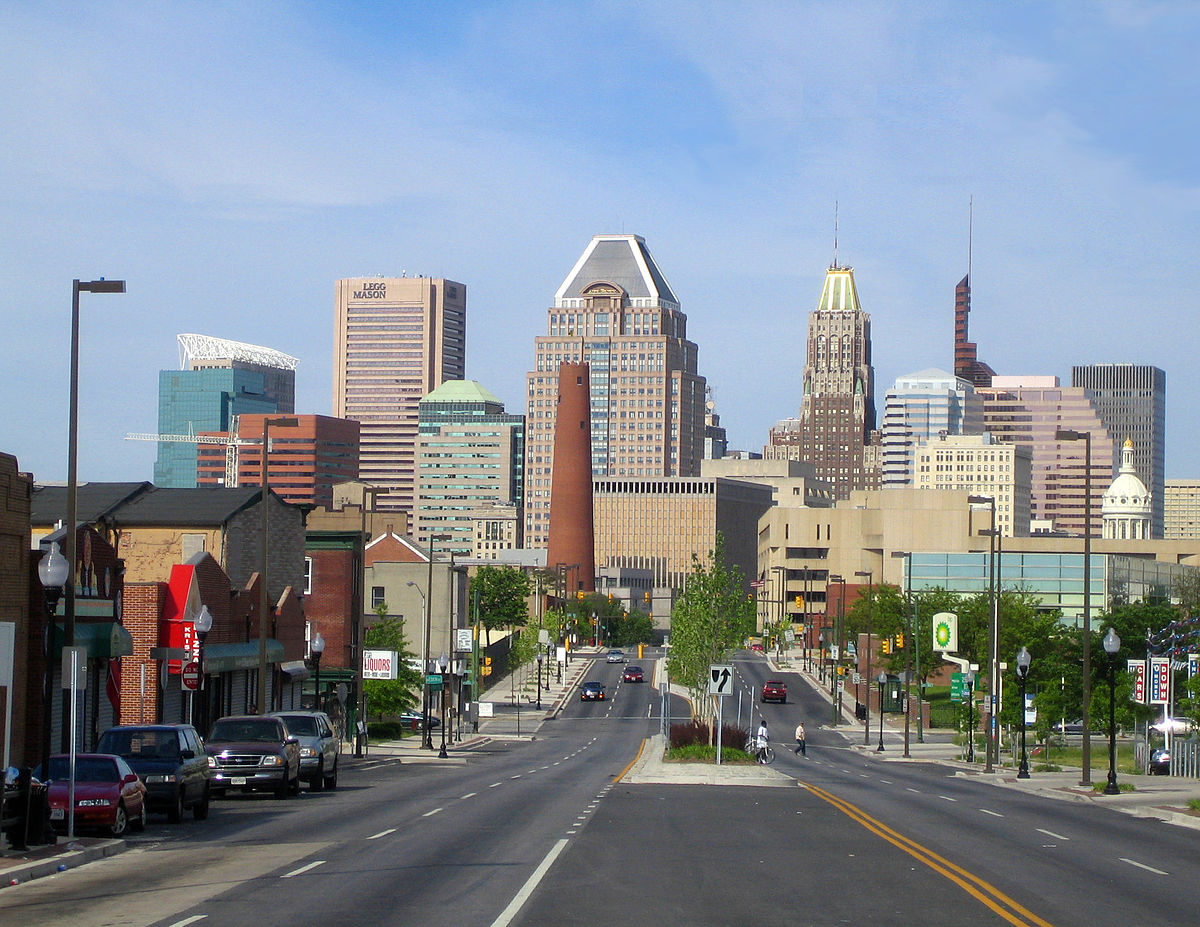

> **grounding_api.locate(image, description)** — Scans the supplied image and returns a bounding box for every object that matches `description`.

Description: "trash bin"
[25,781,53,847]
[855,701,867,722]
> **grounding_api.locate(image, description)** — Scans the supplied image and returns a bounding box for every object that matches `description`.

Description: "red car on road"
[761,680,788,704]
[622,665,644,683]
[41,753,148,837]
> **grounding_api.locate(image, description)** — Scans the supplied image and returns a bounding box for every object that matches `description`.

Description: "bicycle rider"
[755,719,769,757]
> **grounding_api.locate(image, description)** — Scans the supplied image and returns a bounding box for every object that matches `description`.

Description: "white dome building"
[1102,438,1152,540]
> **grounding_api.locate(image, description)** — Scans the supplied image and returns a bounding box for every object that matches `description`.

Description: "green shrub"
[368,720,406,739]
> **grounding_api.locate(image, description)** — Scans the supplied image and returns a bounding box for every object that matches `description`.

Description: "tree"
[471,565,532,645]
[362,604,424,719]
[667,535,755,721]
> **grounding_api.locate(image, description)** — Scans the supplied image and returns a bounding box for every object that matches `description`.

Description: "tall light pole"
[355,485,380,757]
[406,580,428,746]
[1057,428,1093,786]
[968,494,997,773]
[1102,627,1121,795]
[827,573,844,726]
[891,551,914,756]
[62,278,125,749]
[876,671,887,752]
[1015,646,1031,779]
[854,570,873,746]
[38,542,70,773]
[770,565,786,649]
[311,631,325,711]
[195,604,213,734]
[257,416,297,715]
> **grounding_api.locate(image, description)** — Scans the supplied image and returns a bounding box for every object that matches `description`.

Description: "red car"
[761,680,788,704]
[622,665,644,683]
[41,753,148,837]
[750,643,765,653]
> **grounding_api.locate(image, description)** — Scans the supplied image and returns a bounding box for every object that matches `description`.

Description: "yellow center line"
[800,780,1055,927]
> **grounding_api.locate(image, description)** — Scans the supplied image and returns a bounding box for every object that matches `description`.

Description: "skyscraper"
[413,380,524,556]
[155,334,297,488]
[333,276,466,516]
[881,368,983,488]
[523,235,707,548]
[1071,364,1165,538]
[953,275,995,388]
[765,264,880,499]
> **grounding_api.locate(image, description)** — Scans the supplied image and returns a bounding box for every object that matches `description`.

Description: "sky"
[2,1,1198,484]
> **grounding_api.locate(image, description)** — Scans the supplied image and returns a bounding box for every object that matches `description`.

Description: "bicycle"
[746,738,776,765]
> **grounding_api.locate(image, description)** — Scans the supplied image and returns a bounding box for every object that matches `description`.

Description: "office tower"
[765,263,880,500]
[1071,364,1166,538]
[195,413,360,509]
[524,235,708,548]
[978,376,1113,536]
[333,276,466,516]
[882,368,983,488]
[704,387,728,460]
[547,362,596,592]
[413,379,525,557]
[155,334,297,488]
[1164,480,1200,540]
[954,275,995,388]
[913,433,1032,536]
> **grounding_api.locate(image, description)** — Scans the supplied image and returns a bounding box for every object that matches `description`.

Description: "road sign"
[852,672,861,686]
[426,673,443,687]
[709,664,733,695]
[950,672,965,703]
[456,629,474,651]
[830,645,840,660]
[181,661,201,691]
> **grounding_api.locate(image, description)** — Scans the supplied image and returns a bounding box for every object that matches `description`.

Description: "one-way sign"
[709,663,733,695]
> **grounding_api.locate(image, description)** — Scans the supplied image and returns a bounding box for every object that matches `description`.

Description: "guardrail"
[1171,739,1200,778]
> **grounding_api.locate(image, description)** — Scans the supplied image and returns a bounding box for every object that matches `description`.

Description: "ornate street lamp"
[311,631,325,711]
[854,570,873,746]
[437,652,450,758]
[876,671,887,752]
[1016,646,1031,779]
[1103,627,1122,795]
[38,542,70,773]
[195,605,213,734]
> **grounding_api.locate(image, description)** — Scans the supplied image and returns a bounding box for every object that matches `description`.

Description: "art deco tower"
[765,264,880,499]
[523,235,708,548]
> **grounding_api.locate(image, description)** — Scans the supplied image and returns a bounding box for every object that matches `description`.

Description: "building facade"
[914,433,1031,536]
[1164,480,1200,540]
[882,368,984,488]
[523,235,709,549]
[1071,364,1166,538]
[953,274,995,388]
[333,277,467,517]
[413,380,524,557]
[765,264,881,499]
[154,334,297,488]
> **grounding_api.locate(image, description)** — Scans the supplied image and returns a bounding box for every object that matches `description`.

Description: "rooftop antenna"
[967,195,973,283]
[833,200,839,269]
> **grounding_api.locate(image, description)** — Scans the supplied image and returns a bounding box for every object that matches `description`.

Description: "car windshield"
[46,757,119,783]
[98,729,176,759]
[277,715,319,736]
[210,719,281,743]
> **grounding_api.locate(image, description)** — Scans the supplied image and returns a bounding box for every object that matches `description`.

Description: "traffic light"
[837,665,847,676]
[881,638,891,655]
[795,594,804,609]
[576,590,585,600]
[644,591,651,602]
[895,632,905,650]
[608,592,613,602]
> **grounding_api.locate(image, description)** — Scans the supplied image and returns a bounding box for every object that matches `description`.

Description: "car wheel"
[167,788,185,824]
[311,759,325,792]
[781,697,787,704]
[110,802,129,837]
[193,786,210,821]
[324,759,338,791]
[289,768,301,795]
[130,800,147,833]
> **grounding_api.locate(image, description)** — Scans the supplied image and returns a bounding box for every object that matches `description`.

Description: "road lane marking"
[510,775,522,779]
[367,828,396,840]
[461,792,477,800]
[489,838,570,927]
[1037,828,1069,841]
[166,918,207,927]
[1120,858,1168,875]
[907,788,921,793]
[490,782,502,788]
[423,808,443,817]
[282,861,326,879]
[800,780,1054,927]
[939,795,958,802]
[980,809,1003,817]
[880,779,893,784]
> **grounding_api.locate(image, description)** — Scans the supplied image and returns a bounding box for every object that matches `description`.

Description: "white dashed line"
[461,792,477,800]
[939,795,957,802]
[1037,828,1070,841]
[282,861,326,879]
[906,788,920,793]
[880,779,892,784]
[422,808,443,817]
[490,782,502,788]
[367,828,396,840]
[979,809,1003,817]
[166,918,207,927]
[1120,858,1168,875]
[510,775,522,780]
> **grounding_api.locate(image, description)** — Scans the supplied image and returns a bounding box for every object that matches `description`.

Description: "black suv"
[97,724,212,822]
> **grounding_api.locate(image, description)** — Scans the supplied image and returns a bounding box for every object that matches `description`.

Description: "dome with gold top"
[1102,438,1151,540]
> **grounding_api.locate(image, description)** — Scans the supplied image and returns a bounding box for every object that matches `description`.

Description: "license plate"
[50,808,64,820]
[231,776,247,786]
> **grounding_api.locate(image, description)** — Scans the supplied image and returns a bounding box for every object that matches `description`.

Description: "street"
[1,653,1197,927]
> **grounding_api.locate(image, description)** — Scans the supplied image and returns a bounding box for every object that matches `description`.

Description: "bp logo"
[935,620,952,648]
[932,612,957,651]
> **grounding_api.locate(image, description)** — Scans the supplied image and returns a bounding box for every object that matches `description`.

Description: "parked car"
[38,754,147,837]
[269,710,339,791]
[205,715,301,799]
[97,723,211,822]
[1151,718,1196,735]
[1149,748,1171,775]
[606,649,627,663]
[581,681,607,701]
[761,680,788,703]
[399,710,440,730]
[622,665,644,683]
[750,643,765,653]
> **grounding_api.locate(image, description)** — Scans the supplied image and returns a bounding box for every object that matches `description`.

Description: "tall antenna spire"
[833,200,839,269]
[967,195,973,282]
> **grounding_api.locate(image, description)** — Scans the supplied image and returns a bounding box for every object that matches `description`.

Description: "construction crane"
[125,418,259,487]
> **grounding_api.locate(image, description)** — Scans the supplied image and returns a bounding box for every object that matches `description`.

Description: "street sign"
[426,673,443,687]
[709,664,733,696]
[1129,659,1146,704]
[784,629,795,642]
[478,701,494,718]
[950,671,965,703]
[852,672,861,686]
[1150,656,1170,704]
[181,661,201,691]
[456,629,473,651]
[61,645,87,690]
[829,645,839,660]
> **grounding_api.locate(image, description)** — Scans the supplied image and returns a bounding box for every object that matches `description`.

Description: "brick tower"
[547,362,595,593]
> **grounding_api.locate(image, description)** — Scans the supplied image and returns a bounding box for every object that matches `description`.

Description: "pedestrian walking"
[794,721,807,756]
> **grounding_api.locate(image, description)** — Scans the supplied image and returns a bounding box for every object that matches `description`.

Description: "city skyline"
[3,3,1198,482]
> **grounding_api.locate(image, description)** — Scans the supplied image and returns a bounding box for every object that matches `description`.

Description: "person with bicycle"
[755,720,769,761]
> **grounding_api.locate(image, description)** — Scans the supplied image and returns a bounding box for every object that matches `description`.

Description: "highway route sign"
[709,664,733,696]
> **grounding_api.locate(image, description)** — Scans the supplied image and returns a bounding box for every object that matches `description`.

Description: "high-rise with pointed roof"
[765,264,881,499]
[523,234,707,548]
[954,275,996,388]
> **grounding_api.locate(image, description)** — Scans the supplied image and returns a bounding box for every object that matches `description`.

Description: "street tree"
[362,603,424,719]
[471,565,532,646]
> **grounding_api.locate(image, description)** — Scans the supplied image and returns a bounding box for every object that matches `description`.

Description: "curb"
[1,838,126,886]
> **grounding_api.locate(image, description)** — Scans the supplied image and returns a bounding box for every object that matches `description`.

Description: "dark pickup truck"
[205,716,300,799]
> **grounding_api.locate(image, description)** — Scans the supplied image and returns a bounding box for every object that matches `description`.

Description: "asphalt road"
[2,652,1196,927]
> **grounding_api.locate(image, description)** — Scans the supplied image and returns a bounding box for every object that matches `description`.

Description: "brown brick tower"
[546,362,595,593]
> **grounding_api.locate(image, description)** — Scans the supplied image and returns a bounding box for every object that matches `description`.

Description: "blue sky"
[3,1,1198,482]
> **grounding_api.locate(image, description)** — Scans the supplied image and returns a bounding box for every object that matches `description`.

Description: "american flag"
[749,579,765,590]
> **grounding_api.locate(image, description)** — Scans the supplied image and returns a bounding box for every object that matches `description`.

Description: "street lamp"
[355,485,381,758]
[1056,427,1093,787]
[38,542,70,773]
[536,651,544,710]
[406,579,432,749]
[311,631,325,711]
[437,652,450,758]
[891,550,917,753]
[1016,646,1031,779]
[195,605,213,734]
[827,574,844,726]
[968,494,998,774]
[854,570,873,746]
[770,565,786,647]
[257,416,298,715]
[876,671,887,752]
[1102,627,1121,795]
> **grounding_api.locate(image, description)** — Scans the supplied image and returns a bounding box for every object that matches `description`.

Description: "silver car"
[269,711,339,791]
[605,649,626,663]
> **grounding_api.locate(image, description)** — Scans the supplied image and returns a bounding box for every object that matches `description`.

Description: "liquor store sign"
[363,649,399,680]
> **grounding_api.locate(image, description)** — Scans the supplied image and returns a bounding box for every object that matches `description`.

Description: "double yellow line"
[800,781,1055,927]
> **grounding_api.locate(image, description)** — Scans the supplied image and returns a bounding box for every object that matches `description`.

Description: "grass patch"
[1091,780,1137,793]
[1187,799,1200,813]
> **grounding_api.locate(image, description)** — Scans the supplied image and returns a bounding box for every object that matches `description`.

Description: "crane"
[125,418,259,487]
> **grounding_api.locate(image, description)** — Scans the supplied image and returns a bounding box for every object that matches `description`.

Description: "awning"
[280,660,311,681]
[202,640,284,674]
[52,622,134,659]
